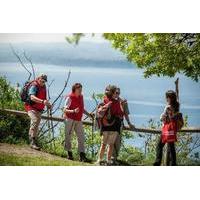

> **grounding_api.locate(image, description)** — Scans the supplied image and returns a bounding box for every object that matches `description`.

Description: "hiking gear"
[30,137,40,150]
[106,160,113,166]
[175,112,184,131]
[20,80,36,103]
[161,120,177,143]
[96,102,115,129]
[24,80,47,112]
[95,160,105,166]
[64,93,84,121]
[79,152,91,162]
[67,151,74,160]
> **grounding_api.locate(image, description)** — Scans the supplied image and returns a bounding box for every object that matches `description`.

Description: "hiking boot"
[67,151,74,160]
[79,152,91,163]
[153,161,161,166]
[30,137,41,151]
[106,160,113,166]
[95,160,105,166]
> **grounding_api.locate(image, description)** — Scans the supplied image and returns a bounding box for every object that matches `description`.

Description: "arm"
[30,95,44,104]
[121,99,135,128]
[64,97,78,114]
[160,106,169,122]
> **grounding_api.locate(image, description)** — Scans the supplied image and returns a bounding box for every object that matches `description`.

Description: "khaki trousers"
[64,118,85,153]
[27,110,42,138]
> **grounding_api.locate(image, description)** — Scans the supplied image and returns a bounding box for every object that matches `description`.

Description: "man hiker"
[24,74,52,150]
[96,85,124,165]
[63,83,93,162]
[112,87,135,164]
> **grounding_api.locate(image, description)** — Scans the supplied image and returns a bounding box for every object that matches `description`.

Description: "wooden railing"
[1,108,200,134]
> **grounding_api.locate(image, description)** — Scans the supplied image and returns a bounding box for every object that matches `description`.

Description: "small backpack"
[20,80,37,104]
[175,112,184,131]
[161,121,177,143]
[95,102,115,129]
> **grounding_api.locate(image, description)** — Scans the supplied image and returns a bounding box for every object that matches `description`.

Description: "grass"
[0,153,92,166]
[0,143,92,166]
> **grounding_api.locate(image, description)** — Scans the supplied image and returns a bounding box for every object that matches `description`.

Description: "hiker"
[96,85,124,165]
[153,90,184,166]
[63,83,93,162]
[112,87,135,164]
[24,74,52,150]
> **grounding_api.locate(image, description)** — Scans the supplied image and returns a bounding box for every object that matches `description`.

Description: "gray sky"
[0,33,106,43]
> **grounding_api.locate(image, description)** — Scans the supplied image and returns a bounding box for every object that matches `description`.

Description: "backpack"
[95,102,115,129]
[20,80,38,104]
[161,121,177,143]
[175,112,184,131]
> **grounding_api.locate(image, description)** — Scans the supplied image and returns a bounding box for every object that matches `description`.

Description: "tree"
[104,33,200,81]
[66,33,200,81]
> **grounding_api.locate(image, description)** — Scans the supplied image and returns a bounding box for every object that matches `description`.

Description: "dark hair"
[105,85,117,98]
[72,83,82,93]
[165,90,180,112]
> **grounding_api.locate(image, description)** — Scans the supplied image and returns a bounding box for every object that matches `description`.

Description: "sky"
[0,33,106,43]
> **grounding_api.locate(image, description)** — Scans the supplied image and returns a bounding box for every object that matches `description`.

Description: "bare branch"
[10,44,32,80]
[23,51,36,79]
[52,70,71,106]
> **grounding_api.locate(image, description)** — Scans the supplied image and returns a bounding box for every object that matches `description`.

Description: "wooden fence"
[1,108,200,134]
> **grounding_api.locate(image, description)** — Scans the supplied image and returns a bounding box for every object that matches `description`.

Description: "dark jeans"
[154,137,177,166]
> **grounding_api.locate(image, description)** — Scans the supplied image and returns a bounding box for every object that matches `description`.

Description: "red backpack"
[161,120,177,143]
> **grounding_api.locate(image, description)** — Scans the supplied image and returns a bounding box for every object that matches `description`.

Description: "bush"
[0,76,29,144]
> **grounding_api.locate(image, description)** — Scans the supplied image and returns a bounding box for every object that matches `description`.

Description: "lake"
[0,62,200,128]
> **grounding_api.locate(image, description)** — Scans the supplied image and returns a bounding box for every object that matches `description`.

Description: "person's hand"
[121,99,127,104]
[89,112,95,119]
[44,100,52,108]
[105,101,112,108]
[128,123,135,130]
[74,107,79,113]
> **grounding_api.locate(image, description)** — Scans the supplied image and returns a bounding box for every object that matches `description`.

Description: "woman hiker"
[112,87,135,164]
[63,83,93,162]
[153,90,183,166]
[96,85,124,165]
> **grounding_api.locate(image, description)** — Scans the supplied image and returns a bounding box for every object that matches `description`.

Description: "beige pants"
[27,110,42,138]
[64,118,85,153]
[102,131,118,145]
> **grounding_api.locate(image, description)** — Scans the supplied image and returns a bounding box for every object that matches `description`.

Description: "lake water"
[1,62,200,128]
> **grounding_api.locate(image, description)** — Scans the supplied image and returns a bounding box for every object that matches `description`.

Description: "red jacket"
[64,93,84,121]
[103,96,124,118]
[25,80,46,112]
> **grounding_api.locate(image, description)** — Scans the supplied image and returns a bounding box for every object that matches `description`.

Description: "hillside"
[0,143,92,166]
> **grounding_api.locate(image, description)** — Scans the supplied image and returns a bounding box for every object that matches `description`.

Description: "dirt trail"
[0,143,66,161]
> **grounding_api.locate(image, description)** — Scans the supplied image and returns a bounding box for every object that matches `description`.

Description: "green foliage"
[104,33,200,81]
[0,76,23,110]
[0,76,29,143]
[66,33,200,81]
